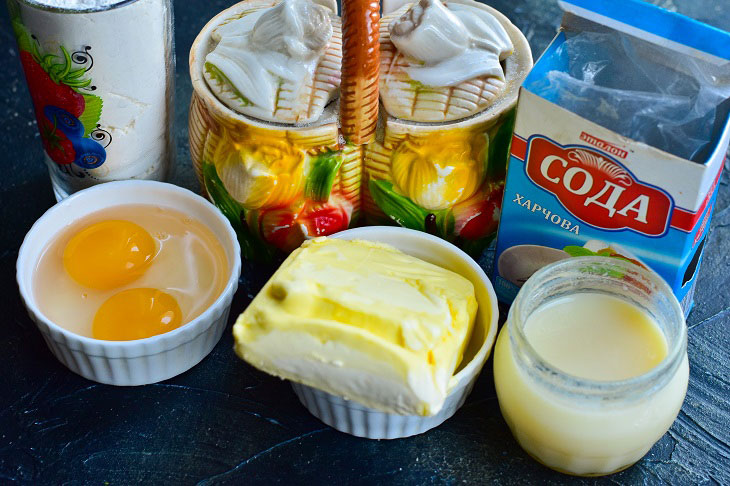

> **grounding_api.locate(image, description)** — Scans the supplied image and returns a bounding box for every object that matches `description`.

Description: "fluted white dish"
[290,226,499,439]
[16,180,241,386]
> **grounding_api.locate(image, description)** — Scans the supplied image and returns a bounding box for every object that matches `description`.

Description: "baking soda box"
[493,0,730,315]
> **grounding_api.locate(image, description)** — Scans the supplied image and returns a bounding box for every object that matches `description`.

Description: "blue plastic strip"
[559,0,730,61]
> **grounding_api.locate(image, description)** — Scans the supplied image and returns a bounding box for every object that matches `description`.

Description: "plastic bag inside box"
[528,30,730,162]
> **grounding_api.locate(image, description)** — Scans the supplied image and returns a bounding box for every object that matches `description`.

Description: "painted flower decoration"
[213,129,308,210]
[11,8,107,170]
[43,106,106,169]
[247,193,352,252]
[390,132,487,210]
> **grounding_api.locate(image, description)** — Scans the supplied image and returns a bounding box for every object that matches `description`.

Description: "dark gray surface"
[1,0,729,484]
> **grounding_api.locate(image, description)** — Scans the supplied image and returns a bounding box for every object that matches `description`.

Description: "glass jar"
[8,0,175,200]
[493,257,689,476]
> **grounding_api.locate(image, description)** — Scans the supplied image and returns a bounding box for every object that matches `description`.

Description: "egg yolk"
[93,288,183,341]
[63,220,156,289]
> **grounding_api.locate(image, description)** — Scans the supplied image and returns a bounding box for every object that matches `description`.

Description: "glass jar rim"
[507,256,687,402]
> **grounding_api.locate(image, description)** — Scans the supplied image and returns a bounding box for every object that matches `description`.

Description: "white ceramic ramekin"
[16,180,241,386]
[289,226,500,439]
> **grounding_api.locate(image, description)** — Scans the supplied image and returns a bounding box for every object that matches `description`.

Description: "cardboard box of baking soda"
[493,0,730,315]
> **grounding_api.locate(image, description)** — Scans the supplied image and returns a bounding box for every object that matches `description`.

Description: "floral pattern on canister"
[9,1,110,173]
[190,91,361,261]
[189,1,362,261]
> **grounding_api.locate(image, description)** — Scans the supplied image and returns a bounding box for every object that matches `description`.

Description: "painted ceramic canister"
[8,0,174,201]
[363,0,533,257]
[189,0,363,261]
[189,0,531,260]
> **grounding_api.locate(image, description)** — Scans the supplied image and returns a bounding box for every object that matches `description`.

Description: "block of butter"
[233,238,478,416]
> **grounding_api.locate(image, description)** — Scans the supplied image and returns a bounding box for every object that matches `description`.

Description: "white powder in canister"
[20,0,132,11]
[12,0,174,199]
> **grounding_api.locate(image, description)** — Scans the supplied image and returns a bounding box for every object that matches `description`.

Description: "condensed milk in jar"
[493,257,689,476]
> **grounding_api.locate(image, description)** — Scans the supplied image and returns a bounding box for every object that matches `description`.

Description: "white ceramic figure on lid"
[203,0,341,124]
[380,0,515,122]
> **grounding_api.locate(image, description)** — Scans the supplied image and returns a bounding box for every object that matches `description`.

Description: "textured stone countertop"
[1,0,728,483]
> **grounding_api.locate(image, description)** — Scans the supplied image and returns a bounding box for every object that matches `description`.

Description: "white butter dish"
[16,180,241,386]
[291,226,499,439]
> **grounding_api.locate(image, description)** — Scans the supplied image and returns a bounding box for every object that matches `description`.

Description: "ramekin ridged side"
[16,180,241,386]
[291,376,477,440]
[286,227,499,439]
[24,290,233,385]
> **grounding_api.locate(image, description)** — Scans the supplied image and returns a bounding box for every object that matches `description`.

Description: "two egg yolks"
[63,220,183,341]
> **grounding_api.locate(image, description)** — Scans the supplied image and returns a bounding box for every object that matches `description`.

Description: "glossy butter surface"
[233,237,477,415]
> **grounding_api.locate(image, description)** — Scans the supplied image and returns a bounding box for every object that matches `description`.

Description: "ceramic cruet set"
[12,0,730,478]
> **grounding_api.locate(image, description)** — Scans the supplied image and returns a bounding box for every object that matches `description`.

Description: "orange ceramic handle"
[340,0,380,145]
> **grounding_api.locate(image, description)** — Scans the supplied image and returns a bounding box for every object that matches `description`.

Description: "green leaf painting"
[79,94,103,137]
[369,179,453,238]
[486,107,516,181]
[202,162,275,263]
[369,179,429,231]
[205,62,252,107]
[305,150,343,202]
[202,162,244,233]
[9,1,33,54]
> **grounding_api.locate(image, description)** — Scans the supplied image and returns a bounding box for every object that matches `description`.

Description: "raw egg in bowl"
[16,181,241,385]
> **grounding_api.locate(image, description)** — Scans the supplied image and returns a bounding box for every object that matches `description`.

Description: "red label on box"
[525,136,673,236]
